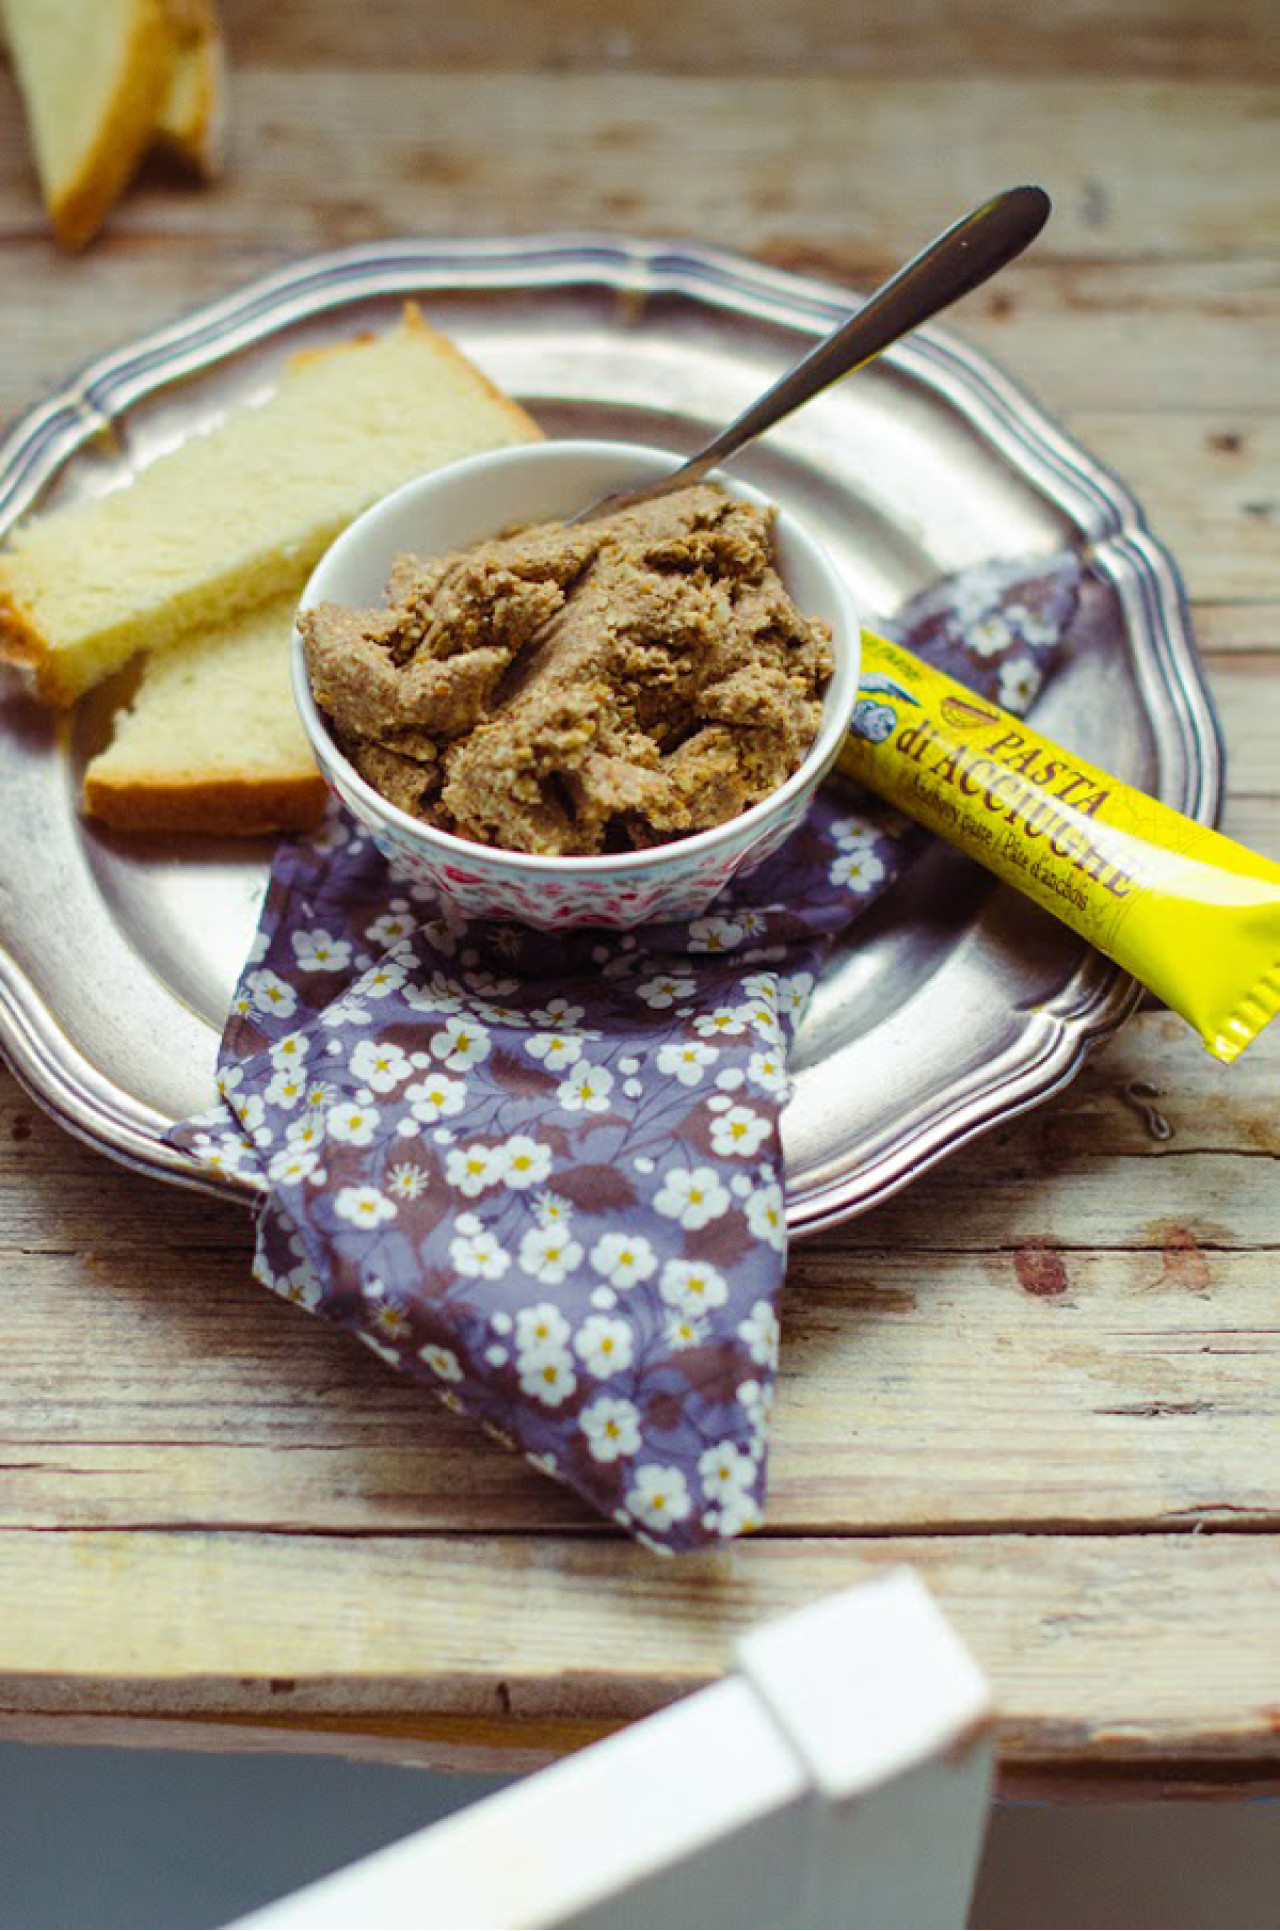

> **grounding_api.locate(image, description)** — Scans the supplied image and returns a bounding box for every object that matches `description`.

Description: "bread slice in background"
[0,0,174,248]
[83,595,327,835]
[0,304,542,706]
[154,0,226,178]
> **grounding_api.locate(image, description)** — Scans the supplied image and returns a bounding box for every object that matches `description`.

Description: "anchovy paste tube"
[839,631,1280,1063]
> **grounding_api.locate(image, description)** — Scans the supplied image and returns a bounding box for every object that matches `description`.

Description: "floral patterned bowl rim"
[291,438,863,906]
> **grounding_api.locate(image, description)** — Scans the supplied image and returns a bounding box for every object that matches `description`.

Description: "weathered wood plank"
[218,0,1280,83]
[0,1529,1275,1787]
[4,245,1280,431]
[776,257,1280,416]
[1071,417,1280,603]
[0,1144,251,1254]
[1195,605,1280,656]
[7,1111,1273,1256]
[5,246,1280,432]
[170,74,1280,266]
[1221,794,1280,861]
[2,1036,1278,1261]
[852,1146,1280,1252]
[2,1007,1277,1539]
[1202,656,1280,793]
[0,1239,1273,1534]
[0,241,288,428]
[4,75,1279,265]
[1043,1003,1280,1157]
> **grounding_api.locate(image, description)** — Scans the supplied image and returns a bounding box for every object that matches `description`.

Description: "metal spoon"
[571,184,1051,524]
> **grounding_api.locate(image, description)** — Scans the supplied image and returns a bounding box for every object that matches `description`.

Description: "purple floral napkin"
[173,555,1080,1552]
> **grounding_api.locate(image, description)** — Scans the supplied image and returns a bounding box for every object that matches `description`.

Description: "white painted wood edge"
[231,1677,802,1929]
[230,1571,992,1929]
[736,1566,993,1799]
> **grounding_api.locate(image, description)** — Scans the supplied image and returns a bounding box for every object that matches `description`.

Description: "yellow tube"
[839,632,1280,1063]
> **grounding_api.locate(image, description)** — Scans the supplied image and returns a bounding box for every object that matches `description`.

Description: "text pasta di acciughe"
[839,633,1280,1064]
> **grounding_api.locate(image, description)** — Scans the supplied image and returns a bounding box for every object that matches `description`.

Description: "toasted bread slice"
[1,0,173,248]
[83,594,327,835]
[0,304,541,705]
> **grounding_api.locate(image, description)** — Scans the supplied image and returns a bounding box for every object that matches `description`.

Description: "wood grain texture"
[218,0,1280,82]
[1,0,1278,1787]
[3,72,1280,264]
[1196,605,1280,657]
[0,1529,1276,1793]
[5,253,1280,427]
[1074,419,1280,603]
[132,75,1280,264]
[3,1009,1278,1543]
[759,256,1280,415]
[1202,656,1280,793]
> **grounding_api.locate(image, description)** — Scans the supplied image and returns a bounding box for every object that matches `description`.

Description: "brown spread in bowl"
[299,483,833,856]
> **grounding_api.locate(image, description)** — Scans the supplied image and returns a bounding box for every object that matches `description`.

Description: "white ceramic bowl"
[293,440,861,929]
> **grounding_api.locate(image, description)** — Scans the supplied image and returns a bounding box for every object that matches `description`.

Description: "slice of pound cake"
[0,304,541,704]
[0,0,174,248]
[83,596,327,836]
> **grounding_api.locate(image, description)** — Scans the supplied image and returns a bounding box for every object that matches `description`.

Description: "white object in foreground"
[232,1568,993,1931]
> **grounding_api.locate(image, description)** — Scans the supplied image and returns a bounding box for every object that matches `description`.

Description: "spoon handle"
[669,185,1050,490]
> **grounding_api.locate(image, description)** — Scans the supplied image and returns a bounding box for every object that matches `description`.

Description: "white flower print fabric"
[170,556,1080,1554]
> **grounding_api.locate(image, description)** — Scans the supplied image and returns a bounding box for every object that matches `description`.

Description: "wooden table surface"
[2,1,1277,1800]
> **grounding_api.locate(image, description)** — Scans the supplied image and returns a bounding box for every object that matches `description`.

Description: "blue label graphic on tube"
[849,673,919,744]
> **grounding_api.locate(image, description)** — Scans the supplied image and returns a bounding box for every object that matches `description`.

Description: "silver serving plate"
[0,237,1218,1235]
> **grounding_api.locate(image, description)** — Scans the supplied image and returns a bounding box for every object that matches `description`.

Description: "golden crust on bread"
[82,770,327,835]
[80,592,327,836]
[0,586,42,671]
[3,0,176,249]
[286,302,544,440]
